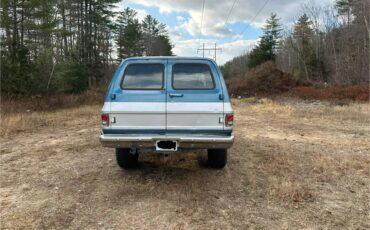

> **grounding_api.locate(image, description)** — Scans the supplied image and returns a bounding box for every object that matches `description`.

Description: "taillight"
[101,113,109,126]
[225,114,234,126]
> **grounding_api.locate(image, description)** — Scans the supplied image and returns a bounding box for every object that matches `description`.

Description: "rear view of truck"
[100,57,234,169]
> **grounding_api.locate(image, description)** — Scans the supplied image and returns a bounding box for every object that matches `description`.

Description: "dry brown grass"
[313,153,370,179]
[1,99,369,229]
[1,89,105,114]
[0,105,101,137]
[271,181,313,203]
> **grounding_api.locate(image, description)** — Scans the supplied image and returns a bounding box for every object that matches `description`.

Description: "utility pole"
[197,43,222,62]
[199,43,205,57]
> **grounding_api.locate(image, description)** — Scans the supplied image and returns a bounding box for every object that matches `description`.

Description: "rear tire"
[116,148,138,169]
[208,149,227,168]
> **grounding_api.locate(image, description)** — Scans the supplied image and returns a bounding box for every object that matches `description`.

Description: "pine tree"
[248,13,282,68]
[116,12,173,58]
[151,35,173,56]
[117,7,137,27]
[142,15,167,55]
[116,7,140,59]
[293,14,313,40]
[0,1,173,95]
[292,14,314,80]
[292,14,327,81]
[263,13,283,57]
[117,19,143,59]
[336,0,353,25]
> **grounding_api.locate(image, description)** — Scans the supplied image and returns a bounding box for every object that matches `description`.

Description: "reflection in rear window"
[173,64,214,89]
[122,64,164,89]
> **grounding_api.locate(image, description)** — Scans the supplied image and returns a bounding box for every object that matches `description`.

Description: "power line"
[198,0,206,43]
[239,0,270,36]
[225,0,238,25]
[196,1,237,58]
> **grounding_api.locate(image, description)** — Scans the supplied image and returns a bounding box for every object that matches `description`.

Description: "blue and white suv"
[100,57,234,169]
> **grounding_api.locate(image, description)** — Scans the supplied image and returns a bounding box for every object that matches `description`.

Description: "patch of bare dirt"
[1,100,369,229]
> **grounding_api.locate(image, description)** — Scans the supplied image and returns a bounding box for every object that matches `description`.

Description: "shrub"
[291,85,369,102]
[55,62,88,94]
[1,89,105,113]
[227,61,298,97]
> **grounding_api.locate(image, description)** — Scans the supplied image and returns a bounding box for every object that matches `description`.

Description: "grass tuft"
[271,181,314,203]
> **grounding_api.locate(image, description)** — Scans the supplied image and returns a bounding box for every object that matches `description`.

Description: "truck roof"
[122,56,216,62]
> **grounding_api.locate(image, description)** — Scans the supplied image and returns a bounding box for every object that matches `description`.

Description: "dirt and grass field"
[1,98,369,229]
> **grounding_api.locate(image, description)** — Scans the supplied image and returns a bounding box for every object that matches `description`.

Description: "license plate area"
[155,140,178,152]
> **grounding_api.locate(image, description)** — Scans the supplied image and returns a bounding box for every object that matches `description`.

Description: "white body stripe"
[103,102,233,130]
[103,102,165,113]
[103,102,232,113]
[224,103,233,113]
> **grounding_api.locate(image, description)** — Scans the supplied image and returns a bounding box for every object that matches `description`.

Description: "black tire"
[115,148,139,169]
[208,149,227,169]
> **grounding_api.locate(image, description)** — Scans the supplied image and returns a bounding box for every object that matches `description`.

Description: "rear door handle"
[169,93,184,98]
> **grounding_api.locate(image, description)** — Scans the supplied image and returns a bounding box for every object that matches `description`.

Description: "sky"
[118,0,334,65]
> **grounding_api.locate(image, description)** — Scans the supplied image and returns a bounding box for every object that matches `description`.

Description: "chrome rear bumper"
[99,133,234,149]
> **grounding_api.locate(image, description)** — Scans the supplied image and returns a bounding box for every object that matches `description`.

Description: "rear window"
[172,64,215,90]
[121,64,164,89]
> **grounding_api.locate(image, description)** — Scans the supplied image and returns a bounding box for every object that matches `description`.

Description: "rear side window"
[121,64,164,89]
[172,64,215,90]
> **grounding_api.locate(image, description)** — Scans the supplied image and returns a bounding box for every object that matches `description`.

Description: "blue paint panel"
[113,89,167,102]
[110,59,168,103]
[103,129,232,136]
[105,57,230,103]
[167,59,223,104]
[105,61,124,102]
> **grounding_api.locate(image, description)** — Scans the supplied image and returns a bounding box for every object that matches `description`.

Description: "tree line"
[0,1,173,96]
[116,8,172,60]
[221,0,369,85]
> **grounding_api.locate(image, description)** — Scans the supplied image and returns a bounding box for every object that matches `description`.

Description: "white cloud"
[218,39,257,63]
[168,26,182,41]
[135,9,148,22]
[125,0,334,37]
[176,16,185,22]
[121,0,334,64]
[115,2,148,22]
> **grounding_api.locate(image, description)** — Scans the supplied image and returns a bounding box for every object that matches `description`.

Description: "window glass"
[173,64,215,89]
[122,64,164,89]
